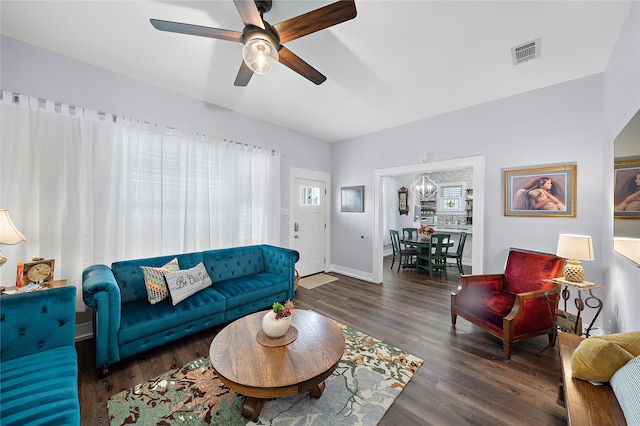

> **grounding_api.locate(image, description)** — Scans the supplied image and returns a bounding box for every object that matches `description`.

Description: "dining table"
[399,233,455,271]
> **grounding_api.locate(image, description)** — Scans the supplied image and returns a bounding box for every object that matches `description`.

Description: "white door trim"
[289,168,331,272]
[372,155,485,283]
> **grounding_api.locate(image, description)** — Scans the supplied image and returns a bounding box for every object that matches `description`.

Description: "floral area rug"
[108,320,423,425]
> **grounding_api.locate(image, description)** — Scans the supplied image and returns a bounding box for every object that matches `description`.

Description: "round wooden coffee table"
[209,309,345,421]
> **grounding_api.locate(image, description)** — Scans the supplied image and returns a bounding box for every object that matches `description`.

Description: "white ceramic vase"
[262,310,293,338]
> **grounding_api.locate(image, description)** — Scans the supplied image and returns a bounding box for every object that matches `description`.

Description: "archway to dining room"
[372,155,485,283]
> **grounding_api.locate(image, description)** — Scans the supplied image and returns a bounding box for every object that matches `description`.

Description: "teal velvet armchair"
[0,286,80,425]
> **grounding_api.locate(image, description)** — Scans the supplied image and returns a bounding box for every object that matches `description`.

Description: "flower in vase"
[418,225,434,237]
[272,300,295,319]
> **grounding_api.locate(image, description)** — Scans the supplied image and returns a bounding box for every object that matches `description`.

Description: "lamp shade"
[0,209,26,245]
[556,234,595,261]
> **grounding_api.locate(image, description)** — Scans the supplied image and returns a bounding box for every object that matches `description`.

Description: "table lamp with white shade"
[0,209,26,267]
[556,234,594,283]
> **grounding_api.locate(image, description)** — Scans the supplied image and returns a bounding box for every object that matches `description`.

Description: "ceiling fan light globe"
[243,38,278,75]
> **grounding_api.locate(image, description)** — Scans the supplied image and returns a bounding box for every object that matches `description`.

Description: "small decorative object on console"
[22,258,55,285]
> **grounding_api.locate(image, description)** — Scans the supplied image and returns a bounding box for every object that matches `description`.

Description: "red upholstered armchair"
[451,248,564,359]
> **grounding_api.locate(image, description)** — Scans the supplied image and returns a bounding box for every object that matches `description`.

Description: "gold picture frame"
[504,164,576,217]
[613,157,640,219]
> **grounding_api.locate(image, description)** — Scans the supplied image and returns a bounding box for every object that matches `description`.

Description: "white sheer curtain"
[0,92,280,309]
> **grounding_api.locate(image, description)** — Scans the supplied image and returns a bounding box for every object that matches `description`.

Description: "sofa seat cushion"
[457,290,516,327]
[213,272,289,309]
[0,347,79,426]
[118,287,226,345]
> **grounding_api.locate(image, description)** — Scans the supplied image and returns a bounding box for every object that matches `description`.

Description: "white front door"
[293,178,326,277]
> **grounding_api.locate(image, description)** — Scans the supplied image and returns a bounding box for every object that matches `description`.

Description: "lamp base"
[563,261,584,283]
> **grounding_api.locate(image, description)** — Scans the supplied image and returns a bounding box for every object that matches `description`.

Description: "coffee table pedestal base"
[241,381,327,421]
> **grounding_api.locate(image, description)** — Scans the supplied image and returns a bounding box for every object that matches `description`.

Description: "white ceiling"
[1,1,632,142]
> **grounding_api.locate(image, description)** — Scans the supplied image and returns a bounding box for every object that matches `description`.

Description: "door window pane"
[300,186,320,205]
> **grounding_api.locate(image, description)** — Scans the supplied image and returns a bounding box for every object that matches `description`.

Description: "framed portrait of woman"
[614,157,640,219]
[503,164,576,217]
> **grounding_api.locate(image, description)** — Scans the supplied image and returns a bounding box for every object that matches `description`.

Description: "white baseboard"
[328,264,377,283]
[75,321,93,342]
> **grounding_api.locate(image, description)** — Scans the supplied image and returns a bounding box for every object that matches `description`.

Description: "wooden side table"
[546,278,604,337]
[1,279,67,295]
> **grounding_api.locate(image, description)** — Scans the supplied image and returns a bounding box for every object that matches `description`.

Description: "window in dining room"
[439,184,464,212]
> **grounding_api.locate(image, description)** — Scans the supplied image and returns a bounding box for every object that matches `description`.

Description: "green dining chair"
[402,227,418,260]
[446,231,467,274]
[416,233,451,279]
[390,230,418,272]
[402,227,418,240]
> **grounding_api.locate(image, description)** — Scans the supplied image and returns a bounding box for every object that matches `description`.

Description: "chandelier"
[409,175,439,201]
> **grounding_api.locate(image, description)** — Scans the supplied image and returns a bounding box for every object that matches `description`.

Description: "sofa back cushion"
[112,252,203,304]
[503,248,564,294]
[203,245,265,283]
[0,286,77,362]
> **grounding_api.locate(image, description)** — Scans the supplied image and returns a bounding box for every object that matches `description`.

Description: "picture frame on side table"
[504,164,576,217]
[613,157,640,218]
[341,185,364,212]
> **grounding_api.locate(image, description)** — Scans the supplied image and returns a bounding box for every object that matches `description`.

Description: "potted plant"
[262,300,295,337]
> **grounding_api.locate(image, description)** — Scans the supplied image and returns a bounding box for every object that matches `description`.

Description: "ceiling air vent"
[512,38,540,65]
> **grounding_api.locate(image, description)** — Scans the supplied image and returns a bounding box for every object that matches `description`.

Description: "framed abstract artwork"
[341,185,364,212]
[504,164,576,217]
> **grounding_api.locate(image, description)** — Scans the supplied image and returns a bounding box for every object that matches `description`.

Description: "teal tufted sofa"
[0,286,80,425]
[82,244,299,375]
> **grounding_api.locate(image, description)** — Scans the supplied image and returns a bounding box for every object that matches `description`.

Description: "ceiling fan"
[150,0,357,87]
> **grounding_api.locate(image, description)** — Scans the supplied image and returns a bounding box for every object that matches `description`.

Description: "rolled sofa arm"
[82,264,122,369]
[261,245,300,299]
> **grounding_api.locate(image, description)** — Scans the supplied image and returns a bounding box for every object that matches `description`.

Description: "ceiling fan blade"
[233,0,265,29]
[273,0,357,44]
[234,61,254,86]
[278,46,326,85]
[150,19,243,42]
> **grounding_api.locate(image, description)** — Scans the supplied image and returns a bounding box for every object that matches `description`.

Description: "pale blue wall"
[332,75,604,275]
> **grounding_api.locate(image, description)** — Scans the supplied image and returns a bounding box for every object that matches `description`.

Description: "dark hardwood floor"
[77,256,567,425]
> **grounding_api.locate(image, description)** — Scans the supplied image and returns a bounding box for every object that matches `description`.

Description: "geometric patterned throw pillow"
[140,258,180,305]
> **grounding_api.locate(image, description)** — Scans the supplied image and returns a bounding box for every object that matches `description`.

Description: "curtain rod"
[1,89,282,156]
